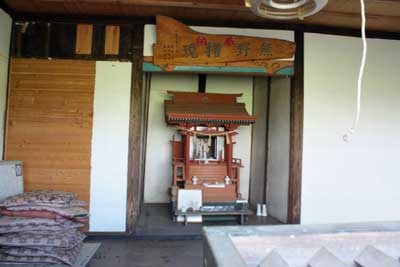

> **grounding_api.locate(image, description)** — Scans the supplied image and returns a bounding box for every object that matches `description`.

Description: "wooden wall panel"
[104,25,120,55]
[5,58,95,205]
[75,24,93,55]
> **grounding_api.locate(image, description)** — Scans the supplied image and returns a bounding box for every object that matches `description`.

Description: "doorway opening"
[134,73,293,237]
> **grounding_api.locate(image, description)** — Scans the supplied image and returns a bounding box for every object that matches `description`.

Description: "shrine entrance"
[134,73,291,237]
[130,16,301,236]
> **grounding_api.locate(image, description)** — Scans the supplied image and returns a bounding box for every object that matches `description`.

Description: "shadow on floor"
[87,239,203,267]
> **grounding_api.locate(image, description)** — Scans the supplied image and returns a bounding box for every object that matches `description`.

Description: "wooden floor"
[134,203,281,238]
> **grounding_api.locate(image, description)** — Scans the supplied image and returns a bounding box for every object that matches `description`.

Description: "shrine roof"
[165,91,256,126]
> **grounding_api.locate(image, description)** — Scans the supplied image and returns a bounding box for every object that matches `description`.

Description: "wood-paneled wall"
[12,22,133,61]
[5,59,95,205]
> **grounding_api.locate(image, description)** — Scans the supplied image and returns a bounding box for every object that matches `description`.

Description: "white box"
[0,161,23,202]
[177,189,203,223]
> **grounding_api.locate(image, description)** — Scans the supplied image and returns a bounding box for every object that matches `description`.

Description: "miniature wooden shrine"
[165,91,256,204]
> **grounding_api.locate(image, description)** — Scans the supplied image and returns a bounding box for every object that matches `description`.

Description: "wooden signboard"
[151,16,295,75]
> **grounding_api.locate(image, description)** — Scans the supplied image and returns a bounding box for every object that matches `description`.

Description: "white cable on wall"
[343,0,367,142]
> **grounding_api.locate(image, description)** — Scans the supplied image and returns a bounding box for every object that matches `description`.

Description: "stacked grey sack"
[0,191,89,265]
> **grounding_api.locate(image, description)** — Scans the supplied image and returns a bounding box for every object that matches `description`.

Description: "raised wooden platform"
[175,209,253,225]
[135,204,280,238]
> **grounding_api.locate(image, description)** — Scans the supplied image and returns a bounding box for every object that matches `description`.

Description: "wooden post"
[288,30,304,225]
[235,164,241,198]
[184,132,190,181]
[226,133,233,178]
[126,24,145,234]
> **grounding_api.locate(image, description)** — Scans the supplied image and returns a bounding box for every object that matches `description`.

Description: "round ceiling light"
[248,0,328,20]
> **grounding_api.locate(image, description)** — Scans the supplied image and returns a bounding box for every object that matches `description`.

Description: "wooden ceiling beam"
[3,0,400,33]
[0,0,15,16]
[119,0,246,10]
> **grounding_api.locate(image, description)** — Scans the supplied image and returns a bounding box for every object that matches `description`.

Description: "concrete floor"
[85,204,280,266]
[86,239,203,267]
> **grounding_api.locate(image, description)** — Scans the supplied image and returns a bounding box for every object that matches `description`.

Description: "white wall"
[144,73,198,203]
[266,78,290,223]
[0,9,12,160]
[206,76,253,200]
[302,33,400,224]
[89,61,132,231]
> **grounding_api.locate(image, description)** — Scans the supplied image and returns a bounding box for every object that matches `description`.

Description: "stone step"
[354,245,400,267]
[308,247,349,267]
[258,249,290,267]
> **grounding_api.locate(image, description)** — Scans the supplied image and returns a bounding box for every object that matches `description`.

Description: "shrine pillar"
[184,131,190,181]
[226,133,233,178]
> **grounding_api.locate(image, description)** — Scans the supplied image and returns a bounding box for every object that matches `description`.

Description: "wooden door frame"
[126,24,146,234]
[125,26,305,232]
[287,30,304,224]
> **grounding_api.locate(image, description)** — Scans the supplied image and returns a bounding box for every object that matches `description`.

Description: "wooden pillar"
[184,132,190,181]
[226,133,233,178]
[126,24,145,234]
[288,30,304,225]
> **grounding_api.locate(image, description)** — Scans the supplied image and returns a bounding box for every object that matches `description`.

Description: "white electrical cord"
[343,0,367,142]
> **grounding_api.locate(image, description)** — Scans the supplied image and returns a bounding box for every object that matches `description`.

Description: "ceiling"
[2,0,400,33]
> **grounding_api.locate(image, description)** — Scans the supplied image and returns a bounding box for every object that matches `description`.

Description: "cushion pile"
[0,190,89,265]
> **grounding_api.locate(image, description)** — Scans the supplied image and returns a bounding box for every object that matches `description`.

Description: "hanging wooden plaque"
[153,16,296,67]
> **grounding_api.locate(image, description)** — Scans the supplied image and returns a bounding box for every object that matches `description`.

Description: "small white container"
[224,176,231,185]
[192,176,199,185]
[262,204,268,217]
[256,204,262,216]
